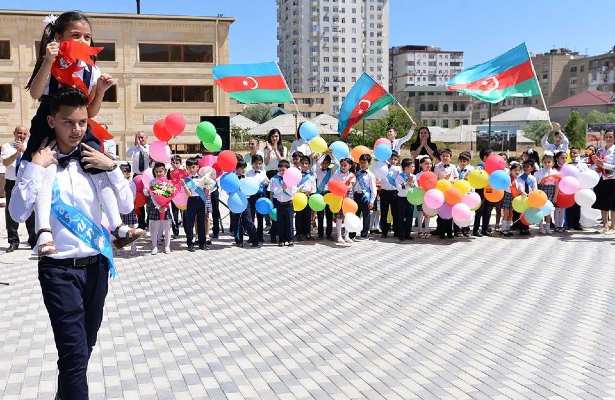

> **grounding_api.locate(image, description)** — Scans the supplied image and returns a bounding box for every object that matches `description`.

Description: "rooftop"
[0,9,235,23]
[551,90,615,108]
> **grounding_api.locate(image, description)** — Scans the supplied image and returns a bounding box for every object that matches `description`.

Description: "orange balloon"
[484,187,504,203]
[350,145,371,162]
[444,187,463,205]
[342,198,358,214]
[436,179,453,192]
[527,190,548,208]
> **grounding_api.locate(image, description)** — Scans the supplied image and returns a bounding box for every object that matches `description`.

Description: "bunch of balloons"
[300,121,328,154]
[150,113,186,163]
[196,121,223,152]
[556,166,600,218]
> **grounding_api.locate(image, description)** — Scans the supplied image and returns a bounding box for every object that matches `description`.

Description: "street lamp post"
[136,0,141,14]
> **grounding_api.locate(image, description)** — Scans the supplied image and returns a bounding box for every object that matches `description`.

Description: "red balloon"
[417,171,437,190]
[135,191,147,208]
[520,214,530,226]
[217,150,237,172]
[556,192,575,208]
[165,112,186,136]
[212,163,223,178]
[328,180,348,197]
[133,175,144,192]
[484,154,507,174]
[153,119,173,142]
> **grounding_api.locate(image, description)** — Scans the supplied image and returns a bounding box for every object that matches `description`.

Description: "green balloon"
[196,121,217,143]
[406,187,425,206]
[308,194,326,212]
[203,134,222,152]
[270,208,278,222]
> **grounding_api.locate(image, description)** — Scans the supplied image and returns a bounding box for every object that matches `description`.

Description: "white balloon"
[343,212,363,233]
[372,161,389,181]
[574,189,596,208]
[578,169,600,189]
[580,206,601,227]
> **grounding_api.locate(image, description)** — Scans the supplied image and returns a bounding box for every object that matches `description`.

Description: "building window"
[0,40,10,59]
[442,119,449,128]
[443,104,449,113]
[140,85,213,102]
[103,86,117,102]
[96,42,116,61]
[139,44,213,63]
[0,84,12,102]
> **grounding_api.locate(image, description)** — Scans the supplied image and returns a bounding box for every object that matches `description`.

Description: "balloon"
[580,206,601,225]
[153,119,172,142]
[342,198,358,214]
[196,121,217,143]
[444,187,463,206]
[142,168,154,188]
[488,170,511,190]
[239,177,260,196]
[520,214,530,226]
[220,172,240,193]
[527,190,548,208]
[374,138,390,148]
[212,162,223,178]
[407,187,425,206]
[556,192,575,208]
[133,175,144,193]
[578,169,600,189]
[438,203,453,219]
[198,155,217,168]
[424,189,444,209]
[560,164,580,178]
[418,171,437,190]
[164,112,186,136]
[217,150,237,172]
[324,192,343,213]
[374,144,392,161]
[149,140,171,163]
[203,135,222,152]
[484,187,504,203]
[172,188,188,210]
[228,192,248,213]
[299,121,319,141]
[327,180,347,197]
[135,190,147,208]
[512,195,529,213]
[524,208,544,224]
[462,192,481,210]
[452,203,472,225]
[468,169,489,189]
[484,154,506,173]
[372,161,389,180]
[308,194,326,212]
[351,145,371,162]
[292,192,308,211]
[453,179,472,194]
[574,189,596,208]
[558,176,580,195]
[329,141,350,160]
[423,206,438,217]
[541,200,555,215]
[436,179,453,193]
[270,208,278,222]
[283,167,302,187]
[256,198,273,215]
[343,213,363,233]
[309,136,328,153]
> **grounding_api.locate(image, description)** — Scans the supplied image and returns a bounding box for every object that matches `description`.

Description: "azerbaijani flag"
[213,62,293,104]
[338,73,395,140]
[446,43,540,103]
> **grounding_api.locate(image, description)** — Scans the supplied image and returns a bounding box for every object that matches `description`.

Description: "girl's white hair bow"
[42,14,58,29]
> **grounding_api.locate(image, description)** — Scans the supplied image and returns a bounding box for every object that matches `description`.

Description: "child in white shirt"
[352,154,377,239]
[415,155,434,239]
[534,151,559,234]
[394,158,416,241]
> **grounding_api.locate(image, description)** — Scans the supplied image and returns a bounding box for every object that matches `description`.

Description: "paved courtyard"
[1,214,615,400]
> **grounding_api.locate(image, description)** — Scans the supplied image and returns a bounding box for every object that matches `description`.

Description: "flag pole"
[394,99,416,126]
[525,44,552,129]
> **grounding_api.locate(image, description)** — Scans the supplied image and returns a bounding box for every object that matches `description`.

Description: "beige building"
[0,10,234,158]
[397,86,473,128]
[229,92,332,118]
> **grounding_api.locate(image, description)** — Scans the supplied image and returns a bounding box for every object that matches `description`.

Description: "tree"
[347,105,417,147]
[524,121,551,145]
[564,111,587,148]
[585,109,615,124]
[240,105,273,124]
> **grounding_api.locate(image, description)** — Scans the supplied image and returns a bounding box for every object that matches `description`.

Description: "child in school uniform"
[268,159,297,246]
[534,151,559,234]
[145,162,172,255]
[565,148,585,230]
[516,160,539,235]
[314,155,334,240]
[415,155,434,239]
[168,154,187,237]
[434,148,459,239]
[246,154,269,243]
[501,161,521,237]
[553,151,569,232]
[455,151,474,237]
[295,155,317,241]
[473,148,494,237]
[183,158,208,251]
[352,154,377,239]
[377,151,401,238]
[231,160,259,247]
[120,163,139,255]
[291,151,304,170]
[395,158,416,241]
[331,158,356,245]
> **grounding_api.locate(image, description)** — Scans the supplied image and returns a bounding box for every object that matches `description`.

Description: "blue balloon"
[239,177,259,196]
[524,207,544,224]
[540,200,554,215]
[488,170,511,190]
[228,192,248,213]
[374,144,392,161]
[220,173,240,193]
[255,198,274,215]
[329,141,350,160]
[299,121,319,141]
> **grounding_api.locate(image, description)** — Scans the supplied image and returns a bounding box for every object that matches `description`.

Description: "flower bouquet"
[150,178,177,219]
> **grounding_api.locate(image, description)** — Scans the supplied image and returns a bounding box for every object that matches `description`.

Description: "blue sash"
[386,169,397,187]
[356,170,371,203]
[50,180,116,278]
[298,172,313,188]
[184,177,208,203]
[398,172,409,190]
[317,169,332,193]
[273,175,291,197]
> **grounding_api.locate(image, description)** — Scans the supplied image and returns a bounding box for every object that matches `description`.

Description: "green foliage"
[230,126,251,150]
[585,109,615,124]
[240,105,273,124]
[524,121,551,144]
[346,105,417,147]
[564,111,587,148]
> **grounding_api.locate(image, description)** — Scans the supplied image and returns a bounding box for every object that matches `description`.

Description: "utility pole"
[136,0,141,14]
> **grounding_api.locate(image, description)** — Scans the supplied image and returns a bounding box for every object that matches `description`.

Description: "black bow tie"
[443,164,450,168]
[57,148,81,168]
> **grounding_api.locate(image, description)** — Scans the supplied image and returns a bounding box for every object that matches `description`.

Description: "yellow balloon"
[512,195,529,213]
[468,169,489,189]
[453,179,472,194]
[324,192,343,213]
[292,192,308,211]
[309,136,328,154]
[436,179,453,193]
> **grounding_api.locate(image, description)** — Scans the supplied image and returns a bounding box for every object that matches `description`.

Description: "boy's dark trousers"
[566,204,581,229]
[437,216,454,238]
[248,194,264,242]
[277,201,294,243]
[294,206,312,238]
[232,207,257,245]
[353,192,371,237]
[170,203,181,236]
[210,189,221,238]
[379,189,399,236]
[38,255,109,400]
[472,188,493,234]
[184,197,206,247]
[317,206,333,238]
[396,196,414,239]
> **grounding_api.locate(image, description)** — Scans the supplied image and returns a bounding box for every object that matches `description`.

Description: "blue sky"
[5,0,614,67]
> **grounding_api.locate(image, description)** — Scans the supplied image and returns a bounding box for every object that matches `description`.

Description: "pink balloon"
[283,167,302,187]
[142,168,154,188]
[438,203,453,219]
[374,138,390,148]
[461,192,481,210]
[424,189,445,210]
[558,176,580,195]
[172,187,188,209]
[198,155,218,168]
[149,140,171,163]
[133,175,144,192]
[422,206,438,217]
[165,112,186,136]
[560,164,580,178]
[452,203,472,223]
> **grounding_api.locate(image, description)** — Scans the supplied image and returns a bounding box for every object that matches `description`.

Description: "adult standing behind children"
[264,129,288,179]
[410,127,439,170]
